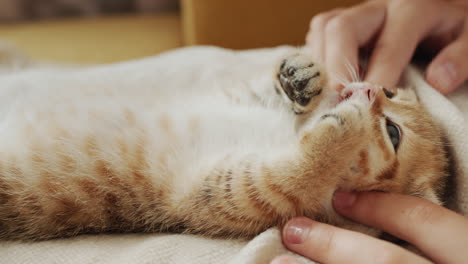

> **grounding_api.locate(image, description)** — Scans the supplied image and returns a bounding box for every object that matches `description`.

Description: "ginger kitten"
[0,50,448,240]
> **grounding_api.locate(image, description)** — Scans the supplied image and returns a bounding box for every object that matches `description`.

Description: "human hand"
[305,0,468,94]
[271,191,468,264]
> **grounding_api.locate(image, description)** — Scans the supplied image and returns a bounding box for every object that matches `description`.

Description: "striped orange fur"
[0,50,448,241]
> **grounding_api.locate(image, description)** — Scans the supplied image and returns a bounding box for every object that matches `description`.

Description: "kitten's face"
[330,83,447,205]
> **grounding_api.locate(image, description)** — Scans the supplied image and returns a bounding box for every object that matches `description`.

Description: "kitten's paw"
[276,54,327,114]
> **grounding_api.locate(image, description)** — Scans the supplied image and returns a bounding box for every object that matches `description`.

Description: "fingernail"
[333,190,357,210]
[430,62,458,93]
[283,217,312,244]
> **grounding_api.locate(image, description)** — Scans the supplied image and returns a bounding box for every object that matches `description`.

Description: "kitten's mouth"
[332,91,352,107]
[338,91,353,103]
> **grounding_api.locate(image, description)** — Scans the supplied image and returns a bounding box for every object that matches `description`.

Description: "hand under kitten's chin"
[332,213,382,237]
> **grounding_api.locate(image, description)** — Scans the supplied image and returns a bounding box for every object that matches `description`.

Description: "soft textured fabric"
[0,46,466,264]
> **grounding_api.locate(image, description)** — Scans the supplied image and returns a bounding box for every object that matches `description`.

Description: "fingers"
[306,0,468,93]
[324,2,386,90]
[365,0,442,89]
[426,27,468,94]
[324,14,360,89]
[333,191,468,264]
[306,1,386,91]
[281,217,430,264]
[306,8,343,62]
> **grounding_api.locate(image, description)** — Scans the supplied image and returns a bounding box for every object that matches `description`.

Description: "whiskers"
[329,58,362,89]
[344,58,361,83]
[330,71,351,88]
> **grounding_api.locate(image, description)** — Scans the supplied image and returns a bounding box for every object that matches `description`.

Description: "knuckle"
[389,0,407,8]
[309,13,329,29]
[322,230,336,254]
[309,8,345,29]
[312,226,338,260]
[375,247,407,264]
[389,0,415,9]
[325,15,351,34]
[389,0,431,12]
[402,203,443,226]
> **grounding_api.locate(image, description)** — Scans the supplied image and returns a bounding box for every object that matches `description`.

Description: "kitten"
[0,49,448,240]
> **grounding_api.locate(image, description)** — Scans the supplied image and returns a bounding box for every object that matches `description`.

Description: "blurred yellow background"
[0,14,182,63]
[0,0,361,64]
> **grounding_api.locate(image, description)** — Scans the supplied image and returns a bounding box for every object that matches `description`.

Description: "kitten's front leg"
[275,54,328,114]
[175,152,323,238]
[175,111,365,238]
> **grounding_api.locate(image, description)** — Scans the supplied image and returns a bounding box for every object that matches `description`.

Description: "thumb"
[426,34,468,94]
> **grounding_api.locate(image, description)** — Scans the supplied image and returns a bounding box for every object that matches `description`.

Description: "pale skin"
[273,0,468,263]
[273,191,468,263]
[306,0,468,94]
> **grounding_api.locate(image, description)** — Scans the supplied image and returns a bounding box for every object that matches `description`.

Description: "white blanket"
[0,46,466,264]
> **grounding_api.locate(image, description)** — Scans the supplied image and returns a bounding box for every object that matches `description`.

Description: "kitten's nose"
[359,83,378,101]
[342,82,378,102]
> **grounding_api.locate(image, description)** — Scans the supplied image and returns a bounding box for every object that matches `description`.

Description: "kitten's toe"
[277,55,327,114]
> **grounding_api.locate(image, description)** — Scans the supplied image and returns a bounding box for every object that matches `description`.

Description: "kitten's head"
[331,83,448,205]
[317,82,450,236]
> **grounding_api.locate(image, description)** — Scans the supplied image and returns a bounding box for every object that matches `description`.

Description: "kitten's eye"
[383,87,395,99]
[386,119,401,151]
